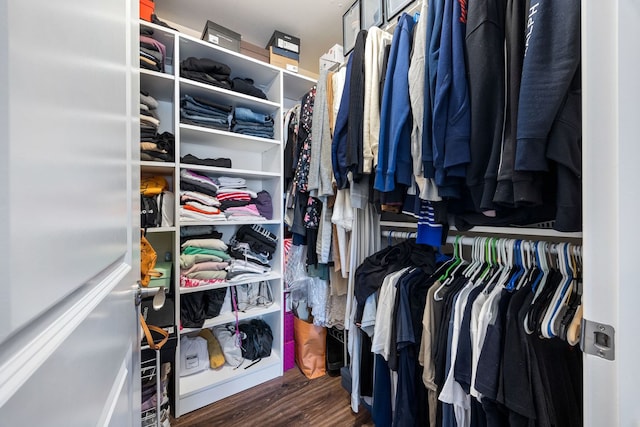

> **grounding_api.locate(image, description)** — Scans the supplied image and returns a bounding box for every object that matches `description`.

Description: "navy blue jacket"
[374,14,415,193]
[422,0,446,179]
[515,0,581,172]
[432,0,471,199]
[331,56,353,190]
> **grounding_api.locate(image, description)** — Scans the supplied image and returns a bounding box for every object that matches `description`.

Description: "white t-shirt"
[371,267,412,360]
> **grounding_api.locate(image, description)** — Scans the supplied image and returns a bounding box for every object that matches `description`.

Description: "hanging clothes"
[353,236,583,427]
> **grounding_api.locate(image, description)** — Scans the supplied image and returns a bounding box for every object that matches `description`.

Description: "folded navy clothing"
[181,94,233,113]
[231,77,268,100]
[182,101,231,118]
[182,107,230,121]
[181,118,230,131]
[180,109,229,126]
[231,128,274,139]
[233,120,274,129]
[233,131,273,138]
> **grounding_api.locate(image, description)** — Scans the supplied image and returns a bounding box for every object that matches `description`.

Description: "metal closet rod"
[380,230,582,252]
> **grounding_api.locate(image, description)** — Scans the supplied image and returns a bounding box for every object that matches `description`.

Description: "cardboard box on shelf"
[270,46,298,73]
[325,43,344,62]
[201,20,241,52]
[270,46,299,61]
[240,40,269,63]
[266,30,300,54]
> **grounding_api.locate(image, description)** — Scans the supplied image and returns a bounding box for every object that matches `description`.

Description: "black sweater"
[464,0,507,212]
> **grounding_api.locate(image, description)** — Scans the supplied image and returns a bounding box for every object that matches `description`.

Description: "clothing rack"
[381,230,582,254]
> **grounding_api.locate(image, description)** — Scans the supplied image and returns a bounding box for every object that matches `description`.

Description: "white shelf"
[282,70,316,101]
[179,78,280,113]
[145,226,176,234]
[139,20,176,71]
[179,163,280,179]
[178,34,281,90]
[180,303,281,334]
[140,20,178,39]
[179,352,281,399]
[140,69,175,102]
[137,23,292,417]
[180,272,283,294]
[141,161,176,174]
[178,219,282,227]
[179,123,280,153]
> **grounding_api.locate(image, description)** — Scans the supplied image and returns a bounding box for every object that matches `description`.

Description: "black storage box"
[266,30,300,54]
[201,20,241,52]
[141,296,175,329]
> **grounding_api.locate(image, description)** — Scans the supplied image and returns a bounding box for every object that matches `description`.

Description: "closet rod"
[379,221,583,239]
[380,230,582,252]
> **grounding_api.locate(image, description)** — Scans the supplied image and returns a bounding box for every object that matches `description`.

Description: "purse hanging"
[140,314,169,350]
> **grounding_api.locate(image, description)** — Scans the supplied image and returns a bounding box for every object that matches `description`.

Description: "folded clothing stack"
[180,225,223,243]
[179,237,230,287]
[180,94,232,131]
[140,28,166,72]
[216,176,273,221]
[226,224,278,282]
[140,92,160,142]
[142,131,175,162]
[178,228,232,327]
[179,169,225,222]
[234,224,278,259]
[231,77,268,100]
[180,170,274,221]
[180,57,232,90]
[231,107,274,139]
[139,92,175,162]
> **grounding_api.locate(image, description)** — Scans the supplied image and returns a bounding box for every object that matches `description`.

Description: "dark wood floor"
[171,367,374,427]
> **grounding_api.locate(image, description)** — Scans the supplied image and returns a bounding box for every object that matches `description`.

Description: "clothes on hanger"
[349,236,583,427]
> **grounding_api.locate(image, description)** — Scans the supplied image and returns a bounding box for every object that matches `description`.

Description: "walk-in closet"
[0,0,638,426]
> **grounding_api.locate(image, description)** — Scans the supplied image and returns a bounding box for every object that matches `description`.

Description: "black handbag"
[239,319,273,361]
[141,195,160,228]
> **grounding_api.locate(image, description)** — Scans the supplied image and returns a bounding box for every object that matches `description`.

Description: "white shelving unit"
[139,19,315,419]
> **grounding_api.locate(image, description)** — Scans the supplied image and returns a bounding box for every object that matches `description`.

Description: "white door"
[0,0,141,426]
[583,1,640,426]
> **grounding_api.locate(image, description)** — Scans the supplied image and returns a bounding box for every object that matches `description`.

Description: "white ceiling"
[153,0,353,73]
